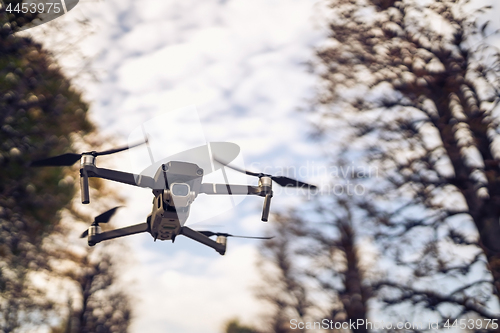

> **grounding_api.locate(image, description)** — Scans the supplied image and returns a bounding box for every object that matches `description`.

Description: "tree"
[223,318,259,333]
[1,6,132,331]
[303,198,371,333]
[43,183,132,333]
[255,214,312,333]
[53,248,133,333]
[312,0,500,326]
[255,177,378,332]
[1,10,91,331]
[256,193,373,333]
[2,0,41,31]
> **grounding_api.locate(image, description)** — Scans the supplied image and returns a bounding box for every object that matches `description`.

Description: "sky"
[22,0,329,332]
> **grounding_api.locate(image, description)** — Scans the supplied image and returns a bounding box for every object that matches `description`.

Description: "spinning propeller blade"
[94,206,121,223]
[95,141,146,157]
[79,206,122,238]
[30,153,82,167]
[212,159,261,177]
[268,176,317,189]
[197,231,273,240]
[213,157,317,189]
[31,140,146,167]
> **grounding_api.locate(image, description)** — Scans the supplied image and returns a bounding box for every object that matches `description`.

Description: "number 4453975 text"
[6,2,62,14]
[444,319,498,330]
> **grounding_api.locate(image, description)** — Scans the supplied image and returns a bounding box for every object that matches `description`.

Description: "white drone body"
[31,142,317,255]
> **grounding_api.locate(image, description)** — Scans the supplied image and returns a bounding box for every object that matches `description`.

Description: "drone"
[31,142,317,255]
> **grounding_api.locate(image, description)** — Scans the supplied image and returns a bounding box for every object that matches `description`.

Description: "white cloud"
[117,43,204,92]
[128,245,263,333]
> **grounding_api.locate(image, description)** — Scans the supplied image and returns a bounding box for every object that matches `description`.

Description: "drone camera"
[172,183,190,196]
[164,183,196,208]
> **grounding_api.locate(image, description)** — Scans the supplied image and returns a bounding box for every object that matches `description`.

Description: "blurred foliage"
[0,6,132,333]
[255,215,312,333]
[254,0,500,332]
[0,0,40,32]
[306,0,500,328]
[256,198,371,333]
[49,250,132,333]
[224,318,259,333]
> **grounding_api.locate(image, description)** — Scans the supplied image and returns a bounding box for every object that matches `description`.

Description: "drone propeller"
[213,157,317,189]
[79,206,121,238]
[197,230,273,240]
[31,141,146,167]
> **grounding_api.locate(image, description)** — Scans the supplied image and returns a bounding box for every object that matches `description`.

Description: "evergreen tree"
[1,5,132,331]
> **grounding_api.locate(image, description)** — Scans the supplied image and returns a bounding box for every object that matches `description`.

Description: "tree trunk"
[426,52,500,299]
[339,219,369,333]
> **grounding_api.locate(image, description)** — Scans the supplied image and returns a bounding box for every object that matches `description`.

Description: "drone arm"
[199,183,261,196]
[180,226,226,255]
[84,165,156,188]
[80,165,156,204]
[88,222,150,246]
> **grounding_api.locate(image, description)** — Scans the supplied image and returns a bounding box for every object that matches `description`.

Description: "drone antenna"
[141,124,155,164]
